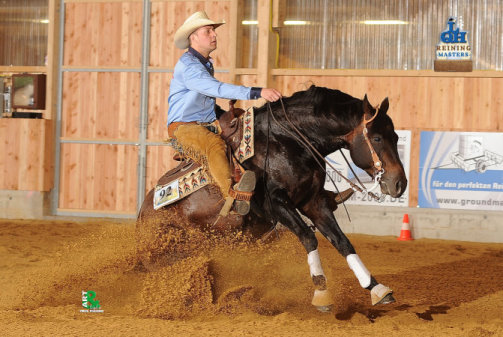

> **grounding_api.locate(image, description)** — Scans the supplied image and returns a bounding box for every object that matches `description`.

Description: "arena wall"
[0,0,501,241]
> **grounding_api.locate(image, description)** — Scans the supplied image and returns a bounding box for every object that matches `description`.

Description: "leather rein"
[267,99,385,202]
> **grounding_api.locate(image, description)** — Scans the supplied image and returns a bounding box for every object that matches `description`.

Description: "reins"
[266,98,385,204]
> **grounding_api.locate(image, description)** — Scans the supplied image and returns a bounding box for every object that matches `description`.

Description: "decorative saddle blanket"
[153,108,254,210]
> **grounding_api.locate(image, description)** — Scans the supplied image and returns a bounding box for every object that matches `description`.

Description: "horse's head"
[346,95,407,198]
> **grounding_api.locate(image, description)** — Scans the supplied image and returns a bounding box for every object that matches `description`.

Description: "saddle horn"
[229,99,237,119]
[228,99,245,119]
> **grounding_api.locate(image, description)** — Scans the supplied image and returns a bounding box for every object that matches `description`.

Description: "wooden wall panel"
[61,71,140,140]
[274,76,503,131]
[145,145,178,193]
[58,143,137,212]
[147,72,171,141]
[149,0,232,68]
[236,74,258,87]
[64,2,142,67]
[0,119,54,191]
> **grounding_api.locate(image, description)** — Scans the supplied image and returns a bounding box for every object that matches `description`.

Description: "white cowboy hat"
[174,11,225,50]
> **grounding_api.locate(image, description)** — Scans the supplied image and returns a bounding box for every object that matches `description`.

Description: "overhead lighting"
[361,20,408,25]
[284,20,308,25]
[242,20,258,25]
[40,19,49,24]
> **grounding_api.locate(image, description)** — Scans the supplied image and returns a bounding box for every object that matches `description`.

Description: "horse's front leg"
[267,189,334,311]
[302,189,395,306]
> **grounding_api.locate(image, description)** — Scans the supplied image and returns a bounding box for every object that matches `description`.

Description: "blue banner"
[418,131,503,211]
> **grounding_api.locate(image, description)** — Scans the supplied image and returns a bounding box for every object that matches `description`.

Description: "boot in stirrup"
[231,170,256,215]
[218,171,256,217]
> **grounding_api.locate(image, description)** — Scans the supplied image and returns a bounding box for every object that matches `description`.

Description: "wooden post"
[256,0,275,88]
[228,0,239,84]
[46,0,60,120]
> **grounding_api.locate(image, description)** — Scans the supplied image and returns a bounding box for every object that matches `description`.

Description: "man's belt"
[168,121,221,138]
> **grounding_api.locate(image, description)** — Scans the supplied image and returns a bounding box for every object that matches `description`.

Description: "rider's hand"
[260,88,282,102]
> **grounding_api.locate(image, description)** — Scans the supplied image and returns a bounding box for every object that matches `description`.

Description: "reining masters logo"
[434,16,472,71]
[80,290,104,313]
[436,16,471,60]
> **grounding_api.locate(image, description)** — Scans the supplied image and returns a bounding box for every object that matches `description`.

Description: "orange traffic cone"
[397,214,413,241]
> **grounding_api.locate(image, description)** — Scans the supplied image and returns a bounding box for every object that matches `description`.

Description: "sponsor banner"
[324,130,411,207]
[418,131,503,211]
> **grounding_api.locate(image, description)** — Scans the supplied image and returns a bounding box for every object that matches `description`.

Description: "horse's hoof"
[315,305,333,313]
[311,289,334,307]
[377,293,396,305]
[371,284,394,305]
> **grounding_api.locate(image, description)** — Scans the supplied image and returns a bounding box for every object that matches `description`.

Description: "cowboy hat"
[174,11,225,49]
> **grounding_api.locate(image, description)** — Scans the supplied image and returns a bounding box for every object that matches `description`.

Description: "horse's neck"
[255,104,357,157]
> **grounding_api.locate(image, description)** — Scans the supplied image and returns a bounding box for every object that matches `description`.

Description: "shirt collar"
[188,47,212,66]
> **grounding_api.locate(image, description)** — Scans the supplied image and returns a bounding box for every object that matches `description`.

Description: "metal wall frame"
[53,0,161,219]
[52,0,236,218]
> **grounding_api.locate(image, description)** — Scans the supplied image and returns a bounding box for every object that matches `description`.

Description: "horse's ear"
[380,97,389,115]
[362,94,373,116]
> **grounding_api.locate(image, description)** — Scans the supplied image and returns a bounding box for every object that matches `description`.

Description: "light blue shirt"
[167,49,261,126]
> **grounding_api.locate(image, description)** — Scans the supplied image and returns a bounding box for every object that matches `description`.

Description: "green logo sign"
[81,290,103,312]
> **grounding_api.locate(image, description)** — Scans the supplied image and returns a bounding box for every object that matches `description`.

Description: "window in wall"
[237,0,258,68]
[0,0,49,66]
[277,0,503,70]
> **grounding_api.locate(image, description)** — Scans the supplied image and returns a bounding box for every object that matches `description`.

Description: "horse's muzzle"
[380,175,407,198]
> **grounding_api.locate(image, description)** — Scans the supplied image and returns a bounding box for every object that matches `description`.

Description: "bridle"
[266,99,385,203]
[344,105,386,196]
[362,107,383,173]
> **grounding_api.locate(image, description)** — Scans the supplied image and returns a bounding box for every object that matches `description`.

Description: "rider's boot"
[231,170,256,215]
[334,188,354,205]
[219,170,256,216]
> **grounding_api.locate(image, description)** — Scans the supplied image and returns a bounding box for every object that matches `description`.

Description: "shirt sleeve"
[250,87,262,99]
[182,61,262,100]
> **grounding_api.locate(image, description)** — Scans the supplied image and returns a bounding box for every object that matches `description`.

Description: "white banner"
[324,130,411,207]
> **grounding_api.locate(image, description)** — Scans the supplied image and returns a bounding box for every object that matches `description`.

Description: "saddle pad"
[235,108,254,162]
[153,161,211,210]
[154,109,254,210]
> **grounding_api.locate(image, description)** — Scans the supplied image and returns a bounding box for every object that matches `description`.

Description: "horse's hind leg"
[302,190,395,306]
[267,189,334,311]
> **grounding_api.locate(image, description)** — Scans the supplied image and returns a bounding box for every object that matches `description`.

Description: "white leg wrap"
[346,254,371,288]
[307,249,325,277]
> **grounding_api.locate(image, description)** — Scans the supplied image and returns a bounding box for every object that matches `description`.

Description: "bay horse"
[136,85,407,311]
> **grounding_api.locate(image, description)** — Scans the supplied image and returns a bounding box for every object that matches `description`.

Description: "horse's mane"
[255,85,363,124]
[284,85,359,108]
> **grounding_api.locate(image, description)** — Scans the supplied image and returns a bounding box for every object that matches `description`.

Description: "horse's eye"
[373,136,382,142]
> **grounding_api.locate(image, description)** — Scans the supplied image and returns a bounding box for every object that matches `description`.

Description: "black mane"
[286,85,359,108]
[255,85,363,122]
[254,85,365,140]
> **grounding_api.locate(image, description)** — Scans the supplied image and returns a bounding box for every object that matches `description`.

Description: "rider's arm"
[182,59,262,100]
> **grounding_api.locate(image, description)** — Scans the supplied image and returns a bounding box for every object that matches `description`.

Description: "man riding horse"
[167,11,282,217]
[168,11,355,218]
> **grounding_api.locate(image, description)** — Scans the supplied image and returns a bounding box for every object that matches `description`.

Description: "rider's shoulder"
[179,52,201,67]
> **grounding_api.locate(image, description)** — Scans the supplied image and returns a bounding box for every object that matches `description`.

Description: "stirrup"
[232,170,256,215]
[218,171,256,217]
